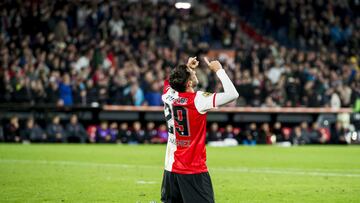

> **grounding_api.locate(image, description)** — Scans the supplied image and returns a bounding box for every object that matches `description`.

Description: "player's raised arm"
[204,57,239,106]
[194,57,239,114]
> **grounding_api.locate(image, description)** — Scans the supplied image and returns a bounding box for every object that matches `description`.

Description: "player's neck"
[185,87,195,93]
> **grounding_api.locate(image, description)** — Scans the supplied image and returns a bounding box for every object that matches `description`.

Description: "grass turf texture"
[0,145,359,203]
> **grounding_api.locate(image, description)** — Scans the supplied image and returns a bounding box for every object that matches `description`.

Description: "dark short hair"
[169,65,190,92]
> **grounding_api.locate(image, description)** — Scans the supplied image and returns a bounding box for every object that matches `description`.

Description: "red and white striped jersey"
[162,80,216,174]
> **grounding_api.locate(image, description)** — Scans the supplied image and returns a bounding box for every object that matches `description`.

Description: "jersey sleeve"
[163,79,171,94]
[194,91,217,114]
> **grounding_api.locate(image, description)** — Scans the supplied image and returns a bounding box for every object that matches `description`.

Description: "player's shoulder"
[195,91,215,99]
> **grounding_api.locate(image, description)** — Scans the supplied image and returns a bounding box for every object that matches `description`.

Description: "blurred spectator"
[272,122,286,142]
[246,0,359,55]
[87,125,97,143]
[144,122,157,143]
[96,121,112,143]
[129,121,145,144]
[144,82,162,106]
[330,121,348,144]
[85,80,99,105]
[21,117,46,143]
[262,97,278,108]
[109,12,124,37]
[123,82,144,106]
[109,122,119,143]
[45,80,61,104]
[151,124,168,144]
[5,116,21,142]
[208,124,238,147]
[299,122,312,143]
[0,124,3,141]
[308,122,325,144]
[12,78,32,103]
[259,123,272,144]
[222,124,235,140]
[168,20,181,45]
[59,74,73,106]
[242,123,258,145]
[65,114,88,143]
[119,122,131,144]
[0,0,357,109]
[290,126,309,145]
[46,116,65,142]
[207,123,222,142]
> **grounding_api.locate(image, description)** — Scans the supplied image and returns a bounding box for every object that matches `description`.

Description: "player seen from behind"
[161,57,239,202]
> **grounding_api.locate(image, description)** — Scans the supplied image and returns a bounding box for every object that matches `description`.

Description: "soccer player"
[161,57,239,202]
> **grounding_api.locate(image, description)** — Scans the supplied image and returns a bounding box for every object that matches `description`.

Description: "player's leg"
[177,172,215,203]
[161,170,183,203]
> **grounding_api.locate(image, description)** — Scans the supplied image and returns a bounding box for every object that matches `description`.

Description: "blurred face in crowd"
[30,80,37,90]
[226,125,233,133]
[265,97,274,106]
[110,122,118,129]
[312,122,319,130]
[295,127,302,136]
[300,122,308,130]
[159,124,167,132]
[86,80,94,89]
[63,74,70,85]
[210,123,218,132]
[262,123,270,132]
[144,71,154,83]
[100,121,108,129]
[250,123,257,130]
[27,118,34,129]
[10,116,19,125]
[274,122,281,129]
[120,123,128,130]
[335,121,342,130]
[133,122,141,131]
[53,116,60,124]
[151,82,160,92]
[147,122,155,130]
[70,115,78,125]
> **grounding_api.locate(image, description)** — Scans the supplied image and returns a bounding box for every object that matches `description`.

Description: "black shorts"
[161,170,215,203]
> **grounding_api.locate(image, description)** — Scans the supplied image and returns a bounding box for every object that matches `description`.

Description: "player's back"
[162,80,209,174]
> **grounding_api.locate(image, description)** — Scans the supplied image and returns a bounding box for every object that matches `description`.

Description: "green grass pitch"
[0,144,359,203]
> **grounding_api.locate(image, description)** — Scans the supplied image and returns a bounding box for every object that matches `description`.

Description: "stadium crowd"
[0,0,358,108]
[0,115,351,145]
[234,0,359,53]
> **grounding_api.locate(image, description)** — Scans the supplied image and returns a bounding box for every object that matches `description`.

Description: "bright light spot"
[91,102,99,107]
[175,2,191,9]
[351,132,357,140]
[271,135,276,144]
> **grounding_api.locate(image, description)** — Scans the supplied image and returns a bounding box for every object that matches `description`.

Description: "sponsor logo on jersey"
[202,92,213,97]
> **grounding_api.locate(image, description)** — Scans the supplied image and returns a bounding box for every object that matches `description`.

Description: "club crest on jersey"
[202,92,213,97]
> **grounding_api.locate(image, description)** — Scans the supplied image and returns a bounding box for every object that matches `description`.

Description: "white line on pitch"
[1,159,360,178]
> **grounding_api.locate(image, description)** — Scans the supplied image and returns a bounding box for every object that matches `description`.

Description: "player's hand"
[187,57,199,69]
[204,57,222,72]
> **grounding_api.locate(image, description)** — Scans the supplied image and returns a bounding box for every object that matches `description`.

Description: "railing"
[103,105,353,114]
[0,104,357,126]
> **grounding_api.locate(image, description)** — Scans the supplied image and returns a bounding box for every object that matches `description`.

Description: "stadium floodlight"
[175,2,191,9]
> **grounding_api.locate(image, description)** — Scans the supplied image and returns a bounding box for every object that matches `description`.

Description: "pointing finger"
[204,57,210,66]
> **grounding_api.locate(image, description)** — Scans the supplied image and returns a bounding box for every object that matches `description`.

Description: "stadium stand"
[0,0,359,145]
[0,0,358,107]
